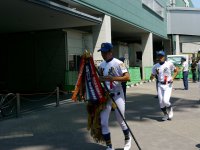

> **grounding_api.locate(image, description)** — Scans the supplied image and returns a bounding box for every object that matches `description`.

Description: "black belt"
[110,92,120,97]
[159,81,173,84]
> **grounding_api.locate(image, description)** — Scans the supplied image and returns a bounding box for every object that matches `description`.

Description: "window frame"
[142,0,165,18]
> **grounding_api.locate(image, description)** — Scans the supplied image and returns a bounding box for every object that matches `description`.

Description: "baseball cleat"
[106,146,114,150]
[168,106,173,119]
[162,114,169,121]
[124,138,131,150]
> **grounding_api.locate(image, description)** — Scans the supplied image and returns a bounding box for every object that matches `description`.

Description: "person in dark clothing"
[153,58,159,98]
[198,58,200,82]
[118,57,127,101]
[191,59,197,82]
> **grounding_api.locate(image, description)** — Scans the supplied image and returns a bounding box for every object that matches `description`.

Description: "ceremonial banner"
[71,51,107,143]
[72,53,106,103]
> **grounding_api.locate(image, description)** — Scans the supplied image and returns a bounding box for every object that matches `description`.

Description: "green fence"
[142,66,194,80]
[64,65,197,92]
[175,66,193,79]
[65,68,142,91]
[175,66,182,79]
[64,70,78,91]
[141,65,194,80]
[144,67,152,81]
[127,67,141,85]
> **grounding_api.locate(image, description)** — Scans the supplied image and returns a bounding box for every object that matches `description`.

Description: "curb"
[127,79,155,88]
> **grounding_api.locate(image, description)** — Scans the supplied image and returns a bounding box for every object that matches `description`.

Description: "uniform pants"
[100,90,128,134]
[158,83,172,108]
[183,71,188,90]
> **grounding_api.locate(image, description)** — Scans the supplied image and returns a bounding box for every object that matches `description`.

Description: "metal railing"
[0,87,72,120]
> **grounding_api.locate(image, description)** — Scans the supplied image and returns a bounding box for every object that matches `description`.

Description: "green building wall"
[73,0,168,38]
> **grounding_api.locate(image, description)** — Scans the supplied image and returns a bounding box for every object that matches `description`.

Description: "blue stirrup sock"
[103,133,112,148]
[123,129,130,140]
[161,107,167,115]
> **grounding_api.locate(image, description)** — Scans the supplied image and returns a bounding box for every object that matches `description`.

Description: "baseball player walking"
[98,42,131,150]
[150,50,178,121]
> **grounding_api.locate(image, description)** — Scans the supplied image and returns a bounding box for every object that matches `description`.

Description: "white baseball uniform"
[98,58,128,134]
[152,61,176,108]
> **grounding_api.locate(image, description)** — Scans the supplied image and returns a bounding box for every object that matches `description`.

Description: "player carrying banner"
[98,42,131,150]
[72,42,139,150]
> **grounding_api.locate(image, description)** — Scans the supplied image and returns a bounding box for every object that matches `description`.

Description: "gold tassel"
[86,102,105,143]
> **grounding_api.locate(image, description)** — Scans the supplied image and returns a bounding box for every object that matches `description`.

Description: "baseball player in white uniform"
[98,42,131,150]
[150,50,178,121]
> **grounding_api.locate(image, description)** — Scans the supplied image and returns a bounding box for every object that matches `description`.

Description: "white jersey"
[182,61,189,72]
[152,61,176,83]
[98,58,127,92]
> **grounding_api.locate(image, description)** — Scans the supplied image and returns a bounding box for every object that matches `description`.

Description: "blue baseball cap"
[98,42,113,52]
[156,50,165,56]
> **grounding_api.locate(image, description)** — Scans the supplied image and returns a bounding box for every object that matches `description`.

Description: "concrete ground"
[0,80,199,150]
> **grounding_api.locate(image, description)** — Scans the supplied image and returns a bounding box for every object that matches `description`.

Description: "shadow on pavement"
[124,93,200,122]
[0,91,199,150]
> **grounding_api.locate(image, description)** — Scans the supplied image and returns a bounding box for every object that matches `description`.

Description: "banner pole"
[95,66,142,150]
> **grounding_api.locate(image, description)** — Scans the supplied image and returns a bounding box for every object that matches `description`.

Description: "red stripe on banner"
[89,57,106,103]
[110,81,113,89]
[71,56,85,101]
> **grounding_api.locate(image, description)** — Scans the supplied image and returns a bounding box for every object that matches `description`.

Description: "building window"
[142,0,164,18]
[68,54,81,71]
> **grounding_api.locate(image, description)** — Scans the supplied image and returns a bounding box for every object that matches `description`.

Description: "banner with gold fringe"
[71,51,108,143]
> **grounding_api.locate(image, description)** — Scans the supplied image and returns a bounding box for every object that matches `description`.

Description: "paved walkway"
[0,80,199,150]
